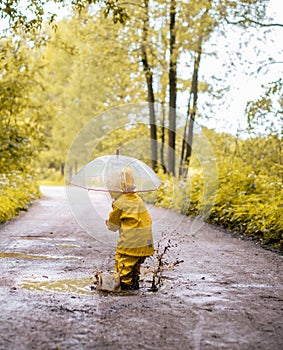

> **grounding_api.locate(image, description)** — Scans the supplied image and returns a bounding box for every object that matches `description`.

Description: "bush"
[150,161,282,249]
[0,171,41,222]
[208,165,283,247]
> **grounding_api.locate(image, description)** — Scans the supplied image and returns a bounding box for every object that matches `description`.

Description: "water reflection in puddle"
[18,277,151,296]
[0,252,81,260]
[18,237,78,242]
[19,277,95,295]
[55,244,81,249]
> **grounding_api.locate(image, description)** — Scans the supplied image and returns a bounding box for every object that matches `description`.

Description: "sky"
[189,0,283,136]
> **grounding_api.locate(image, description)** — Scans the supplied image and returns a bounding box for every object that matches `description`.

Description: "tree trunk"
[180,38,202,177]
[160,101,166,173]
[185,40,202,159]
[168,0,177,175]
[141,0,158,171]
[179,94,192,177]
[61,163,65,176]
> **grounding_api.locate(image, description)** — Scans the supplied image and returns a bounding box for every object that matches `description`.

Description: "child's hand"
[105,219,108,226]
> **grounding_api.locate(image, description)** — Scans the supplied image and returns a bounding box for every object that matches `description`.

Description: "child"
[106,167,154,290]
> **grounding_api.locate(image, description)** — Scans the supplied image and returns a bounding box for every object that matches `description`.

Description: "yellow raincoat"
[107,193,154,257]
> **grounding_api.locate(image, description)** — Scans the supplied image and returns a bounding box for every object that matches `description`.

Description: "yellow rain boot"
[115,253,146,290]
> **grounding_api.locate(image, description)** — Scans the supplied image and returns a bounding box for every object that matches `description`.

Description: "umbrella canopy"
[69,152,162,193]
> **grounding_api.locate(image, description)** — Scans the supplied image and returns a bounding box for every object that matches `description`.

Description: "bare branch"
[226,18,283,28]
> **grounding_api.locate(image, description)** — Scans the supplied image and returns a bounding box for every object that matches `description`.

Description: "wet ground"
[0,186,282,350]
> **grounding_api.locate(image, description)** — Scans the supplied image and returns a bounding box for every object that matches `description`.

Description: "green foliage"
[0,171,41,222]
[246,79,283,137]
[38,12,145,177]
[151,131,283,249]
[0,0,129,31]
[0,35,51,221]
[209,164,283,247]
[203,131,282,248]
[0,36,52,173]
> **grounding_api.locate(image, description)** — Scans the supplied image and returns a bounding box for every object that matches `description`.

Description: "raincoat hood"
[120,167,136,192]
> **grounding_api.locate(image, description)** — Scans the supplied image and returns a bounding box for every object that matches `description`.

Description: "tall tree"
[179,36,202,177]
[168,0,177,175]
[179,4,215,176]
[141,0,158,170]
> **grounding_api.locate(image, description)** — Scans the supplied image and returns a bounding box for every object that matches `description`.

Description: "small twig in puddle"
[59,305,75,313]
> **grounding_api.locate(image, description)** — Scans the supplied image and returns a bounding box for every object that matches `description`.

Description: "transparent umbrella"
[69,150,162,193]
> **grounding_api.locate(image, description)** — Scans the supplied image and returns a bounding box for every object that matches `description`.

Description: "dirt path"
[0,186,282,350]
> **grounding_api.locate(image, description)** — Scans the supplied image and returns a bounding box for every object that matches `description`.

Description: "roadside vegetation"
[152,130,282,249]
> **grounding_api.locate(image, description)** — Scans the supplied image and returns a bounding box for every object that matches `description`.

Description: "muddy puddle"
[17,276,152,297]
[0,236,82,260]
[18,276,95,295]
[14,236,81,248]
[0,252,81,260]
[55,244,81,249]
[17,236,79,243]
